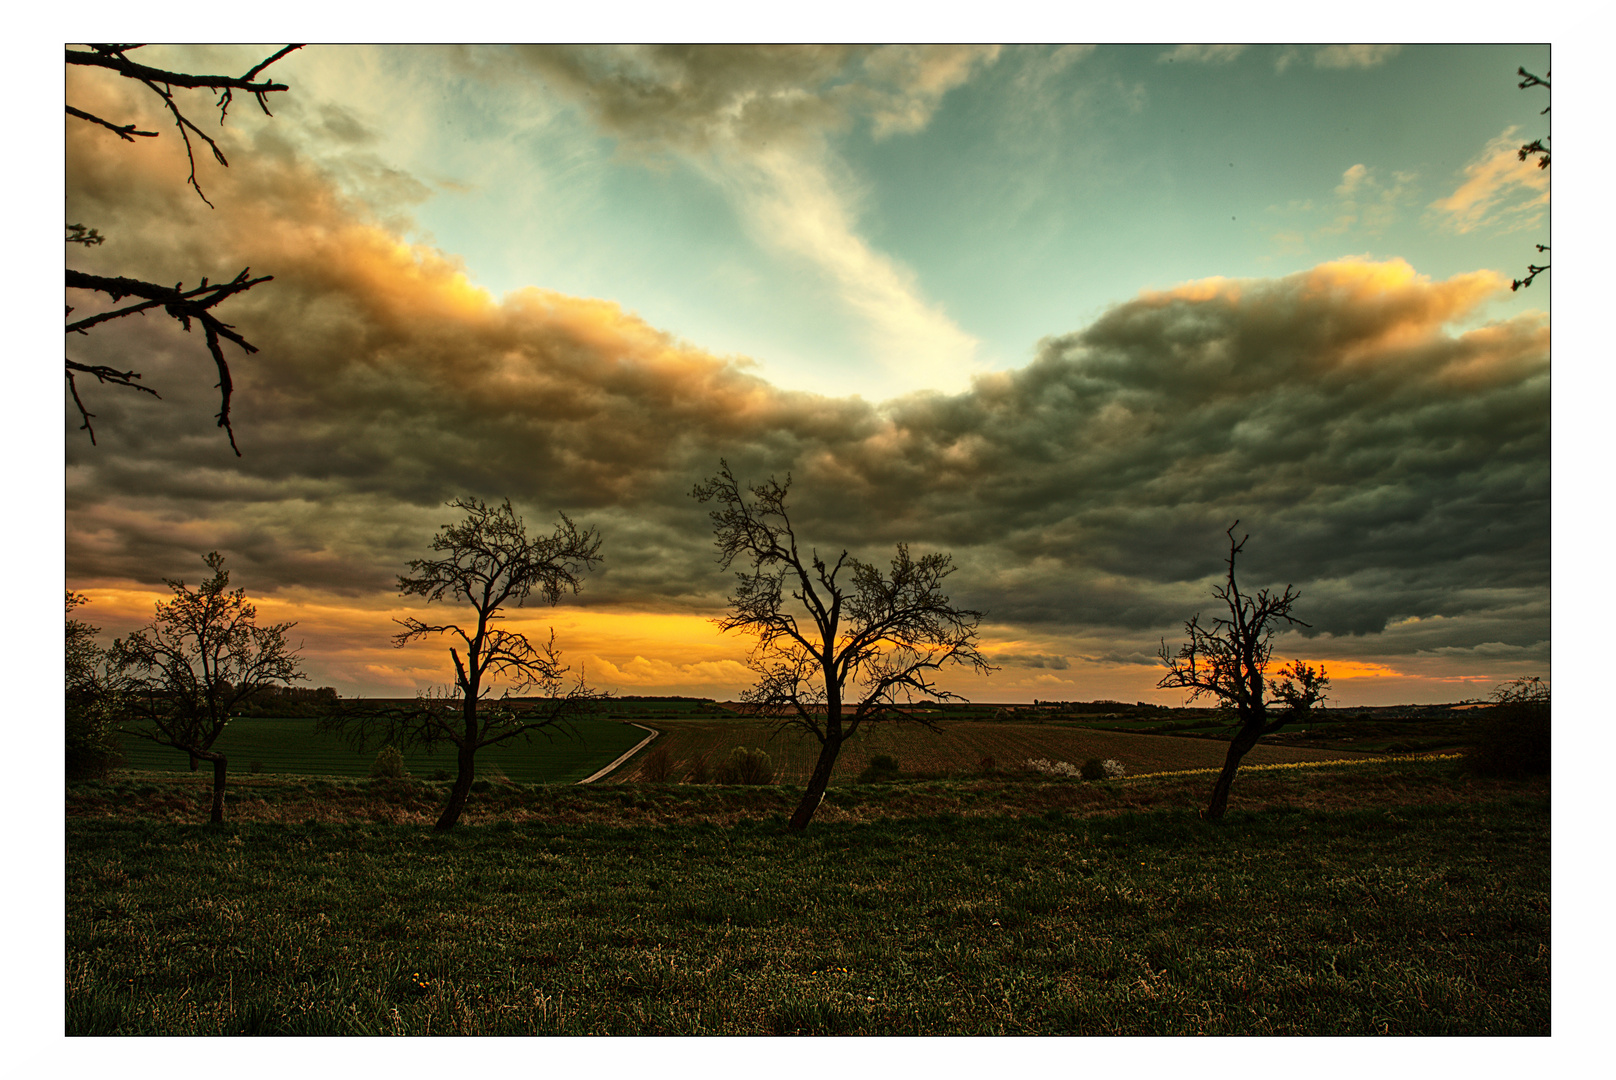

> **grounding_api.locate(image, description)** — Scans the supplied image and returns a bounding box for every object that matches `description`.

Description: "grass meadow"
[65,757,1548,1035]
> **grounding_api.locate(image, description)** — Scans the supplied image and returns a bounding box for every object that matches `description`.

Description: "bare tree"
[1512,66,1550,292]
[1157,523,1329,821]
[66,44,302,451]
[692,461,992,831]
[336,498,605,831]
[113,553,305,823]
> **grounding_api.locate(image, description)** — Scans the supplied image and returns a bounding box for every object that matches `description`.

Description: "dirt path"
[576,722,659,784]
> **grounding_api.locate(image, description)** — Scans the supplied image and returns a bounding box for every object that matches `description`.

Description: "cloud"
[1276,45,1402,73]
[66,76,1549,700]
[507,45,997,154]
[1429,128,1551,235]
[581,654,755,692]
[1158,45,1246,65]
[1335,163,1371,196]
[1312,45,1403,69]
[983,653,1072,671]
[1263,164,1416,251]
[505,45,998,392]
[1320,163,1417,235]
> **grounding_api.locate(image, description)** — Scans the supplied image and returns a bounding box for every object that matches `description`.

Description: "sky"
[62,42,1555,707]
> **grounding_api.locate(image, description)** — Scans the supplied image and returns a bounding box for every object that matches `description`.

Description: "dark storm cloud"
[982,654,1072,671]
[850,263,1549,644]
[506,44,1001,150]
[65,69,1548,668]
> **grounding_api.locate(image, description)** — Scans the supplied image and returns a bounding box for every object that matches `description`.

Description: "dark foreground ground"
[66,758,1548,1035]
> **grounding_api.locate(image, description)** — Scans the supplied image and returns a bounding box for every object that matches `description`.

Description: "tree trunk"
[1204,726,1263,821]
[788,737,842,832]
[208,754,228,824]
[435,740,476,831]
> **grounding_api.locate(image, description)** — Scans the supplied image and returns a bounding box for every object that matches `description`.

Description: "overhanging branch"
[66,268,270,455]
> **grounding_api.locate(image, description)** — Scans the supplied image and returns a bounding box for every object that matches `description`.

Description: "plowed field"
[606,719,1371,784]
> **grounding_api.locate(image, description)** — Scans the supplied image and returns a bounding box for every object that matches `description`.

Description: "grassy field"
[1063,710,1489,755]
[65,758,1548,1035]
[607,717,1374,784]
[115,716,647,785]
[943,702,1495,756]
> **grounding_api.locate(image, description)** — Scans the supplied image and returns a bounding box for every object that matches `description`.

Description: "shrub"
[977,754,997,774]
[1024,758,1080,778]
[429,769,451,782]
[857,754,901,784]
[687,755,711,785]
[1102,759,1126,779]
[249,761,265,775]
[643,744,673,783]
[370,745,409,779]
[66,596,124,781]
[713,746,774,785]
[1466,676,1550,778]
[66,713,123,781]
[1080,758,1108,781]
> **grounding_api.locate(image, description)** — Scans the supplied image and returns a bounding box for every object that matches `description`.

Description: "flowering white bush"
[1024,758,1081,778]
[1023,757,1126,780]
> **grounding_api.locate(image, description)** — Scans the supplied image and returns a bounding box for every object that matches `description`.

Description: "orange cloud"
[1429,128,1550,235]
[1280,659,1407,681]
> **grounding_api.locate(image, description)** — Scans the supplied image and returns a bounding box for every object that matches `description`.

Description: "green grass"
[115,716,646,784]
[972,702,1492,756]
[66,764,1548,1035]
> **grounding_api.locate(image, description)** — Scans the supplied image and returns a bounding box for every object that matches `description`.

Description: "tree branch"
[65,360,161,444]
[64,104,158,141]
[66,45,298,94]
[66,268,270,455]
[67,45,302,205]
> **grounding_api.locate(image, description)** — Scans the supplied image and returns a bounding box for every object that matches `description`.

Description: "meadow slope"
[65,758,1549,1036]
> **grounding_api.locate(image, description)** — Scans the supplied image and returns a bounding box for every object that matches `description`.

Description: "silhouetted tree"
[693,461,992,831]
[66,592,129,779]
[334,498,604,831]
[113,552,305,823]
[1158,523,1329,821]
[66,44,301,451]
[1512,66,1550,292]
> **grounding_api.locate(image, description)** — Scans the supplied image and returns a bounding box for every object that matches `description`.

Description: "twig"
[64,105,157,142]
[65,361,162,444]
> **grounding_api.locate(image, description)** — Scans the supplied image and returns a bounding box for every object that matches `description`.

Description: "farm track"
[578,723,659,784]
[602,719,1374,784]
